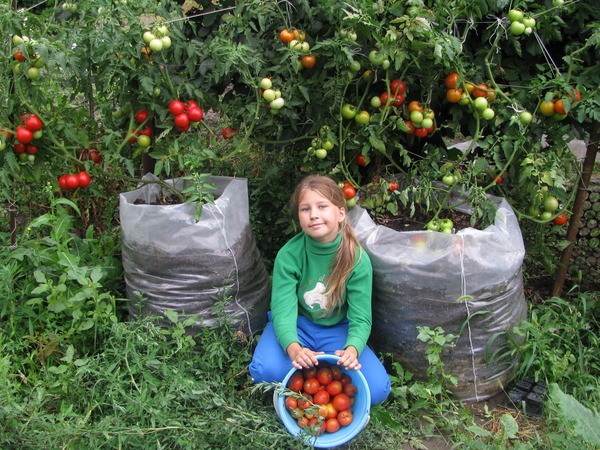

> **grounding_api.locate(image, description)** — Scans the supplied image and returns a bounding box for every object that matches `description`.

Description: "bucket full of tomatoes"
[275,354,371,448]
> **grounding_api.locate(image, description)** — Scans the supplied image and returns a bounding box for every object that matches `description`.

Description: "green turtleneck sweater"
[270,232,373,355]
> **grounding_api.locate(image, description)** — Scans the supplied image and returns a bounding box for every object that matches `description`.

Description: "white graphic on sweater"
[304,281,327,310]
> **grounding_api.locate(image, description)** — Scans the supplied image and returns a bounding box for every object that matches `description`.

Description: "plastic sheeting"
[348,196,527,402]
[119,174,270,336]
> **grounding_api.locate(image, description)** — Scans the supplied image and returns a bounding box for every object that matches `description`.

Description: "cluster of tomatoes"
[283,363,358,436]
[532,195,569,226]
[260,77,285,112]
[340,181,358,208]
[372,79,406,110]
[278,28,316,69]
[404,101,436,138]
[507,9,537,37]
[126,109,154,148]
[11,113,44,162]
[141,24,172,54]
[539,89,581,120]
[444,72,497,121]
[168,99,204,132]
[12,34,46,80]
[58,171,92,191]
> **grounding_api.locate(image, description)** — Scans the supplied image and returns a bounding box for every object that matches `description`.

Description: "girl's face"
[298,189,346,244]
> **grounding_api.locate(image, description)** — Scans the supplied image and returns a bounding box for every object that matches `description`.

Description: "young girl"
[249,174,391,405]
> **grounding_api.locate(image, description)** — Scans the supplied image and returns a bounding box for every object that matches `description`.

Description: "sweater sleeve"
[270,246,301,352]
[343,248,373,355]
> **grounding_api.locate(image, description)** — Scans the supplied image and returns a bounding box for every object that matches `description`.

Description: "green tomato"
[409,110,424,124]
[381,59,390,70]
[341,104,358,120]
[322,140,334,151]
[12,35,24,45]
[420,118,433,129]
[368,50,384,66]
[32,56,45,68]
[260,77,272,90]
[458,93,470,106]
[143,31,155,44]
[0,140,6,151]
[519,111,533,124]
[540,211,553,221]
[522,17,536,29]
[33,130,43,139]
[161,36,172,49]
[425,220,439,231]
[262,89,276,102]
[137,135,151,147]
[552,0,564,5]
[473,96,488,111]
[315,148,327,159]
[507,9,524,22]
[543,196,559,213]
[349,60,361,72]
[510,21,526,36]
[270,98,285,110]
[442,174,456,186]
[26,67,40,80]
[149,38,163,52]
[370,96,382,108]
[354,111,370,126]
[439,219,453,232]
[481,108,495,120]
[345,196,358,208]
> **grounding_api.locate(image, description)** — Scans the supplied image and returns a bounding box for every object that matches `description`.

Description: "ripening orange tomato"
[279,28,294,43]
[554,99,566,115]
[301,54,316,69]
[445,88,462,103]
[445,72,459,89]
[539,100,556,116]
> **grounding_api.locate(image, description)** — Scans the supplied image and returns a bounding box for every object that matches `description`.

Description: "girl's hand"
[287,343,324,369]
[335,346,361,370]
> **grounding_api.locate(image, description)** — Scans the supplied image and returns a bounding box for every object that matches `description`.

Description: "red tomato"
[313,390,330,405]
[390,79,406,95]
[356,154,367,166]
[445,72,459,89]
[13,50,26,62]
[288,373,304,392]
[337,409,353,427]
[332,393,351,412]
[380,91,403,107]
[326,380,343,396]
[64,174,80,190]
[173,113,190,130]
[134,109,149,123]
[388,181,399,191]
[297,416,310,429]
[88,149,101,164]
[404,120,416,135]
[185,100,200,111]
[307,417,326,435]
[301,55,317,69]
[553,212,568,225]
[77,171,92,188]
[23,114,43,132]
[343,383,358,397]
[139,126,154,137]
[297,394,313,410]
[15,126,34,144]
[325,418,340,433]
[168,99,185,116]
[13,143,26,154]
[303,378,321,395]
[58,175,69,190]
[330,366,342,381]
[414,127,428,138]
[303,367,317,380]
[25,144,39,155]
[339,374,351,386]
[471,83,488,98]
[187,107,204,122]
[128,129,138,143]
[342,184,357,200]
[285,396,298,411]
[316,368,332,386]
[222,128,237,140]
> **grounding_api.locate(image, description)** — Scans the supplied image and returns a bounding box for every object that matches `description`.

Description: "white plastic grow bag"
[119,174,269,335]
[348,196,527,401]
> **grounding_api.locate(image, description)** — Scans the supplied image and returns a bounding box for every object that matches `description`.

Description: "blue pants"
[249,313,391,405]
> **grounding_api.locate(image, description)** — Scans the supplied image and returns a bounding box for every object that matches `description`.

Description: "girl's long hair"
[291,175,363,315]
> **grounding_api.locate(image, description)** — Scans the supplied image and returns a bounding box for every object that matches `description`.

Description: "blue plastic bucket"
[275,354,371,448]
